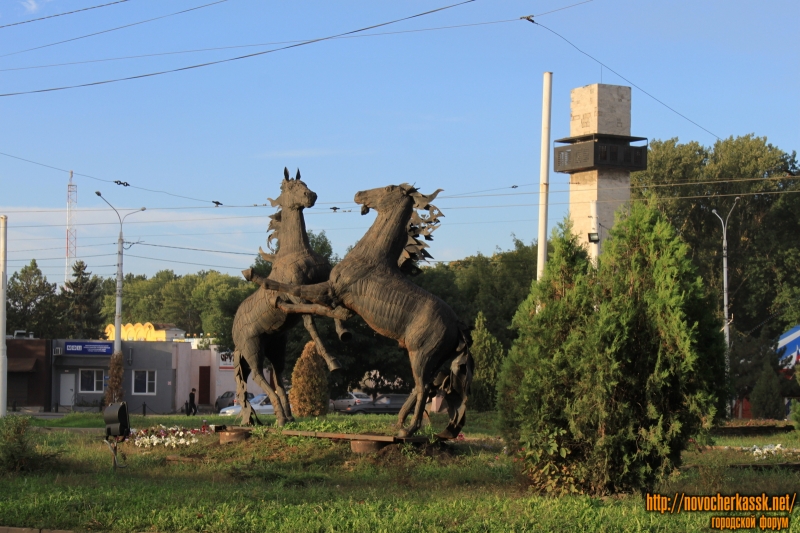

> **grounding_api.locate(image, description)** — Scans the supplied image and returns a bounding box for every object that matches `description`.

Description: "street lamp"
[95,192,145,355]
[712,196,739,417]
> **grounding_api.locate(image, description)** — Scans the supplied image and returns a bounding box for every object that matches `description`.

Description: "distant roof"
[778,325,800,369]
[151,323,180,331]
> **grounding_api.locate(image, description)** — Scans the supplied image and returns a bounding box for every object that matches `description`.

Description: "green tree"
[62,261,105,339]
[631,135,800,338]
[470,312,505,412]
[749,361,785,420]
[289,341,329,416]
[6,260,66,339]
[498,205,725,495]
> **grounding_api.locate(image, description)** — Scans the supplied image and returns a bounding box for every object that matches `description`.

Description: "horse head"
[267,167,317,210]
[354,183,442,216]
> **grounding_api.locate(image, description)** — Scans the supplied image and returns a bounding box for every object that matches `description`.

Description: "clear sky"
[1,0,797,283]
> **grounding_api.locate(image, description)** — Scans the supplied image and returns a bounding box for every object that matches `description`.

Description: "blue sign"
[64,341,114,355]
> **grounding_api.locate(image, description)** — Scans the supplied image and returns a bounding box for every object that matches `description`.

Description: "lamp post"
[712,196,739,417]
[95,192,145,353]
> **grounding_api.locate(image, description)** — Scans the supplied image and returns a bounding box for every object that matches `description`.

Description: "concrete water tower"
[554,83,647,261]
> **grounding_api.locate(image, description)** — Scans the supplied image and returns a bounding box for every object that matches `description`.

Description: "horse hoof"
[396,428,416,438]
[436,428,458,440]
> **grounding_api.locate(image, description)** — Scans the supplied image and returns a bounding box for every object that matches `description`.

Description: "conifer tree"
[105,352,124,406]
[497,205,725,495]
[63,261,105,339]
[289,341,329,417]
[749,361,785,419]
[470,312,505,411]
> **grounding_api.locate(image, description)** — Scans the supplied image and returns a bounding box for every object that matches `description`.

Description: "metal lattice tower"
[65,170,77,284]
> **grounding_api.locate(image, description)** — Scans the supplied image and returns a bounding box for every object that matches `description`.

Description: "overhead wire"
[0,0,479,97]
[524,17,721,141]
[0,150,220,205]
[3,174,796,215]
[0,0,131,30]
[0,0,592,73]
[0,0,229,59]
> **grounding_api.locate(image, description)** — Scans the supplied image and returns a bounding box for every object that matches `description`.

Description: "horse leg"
[438,351,473,439]
[242,336,286,425]
[262,333,294,424]
[396,394,417,430]
[233,349,259,426]
[302,315,342,371]
[396,357,428,438]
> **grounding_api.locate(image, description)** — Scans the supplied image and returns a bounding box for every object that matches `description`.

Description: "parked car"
[219,394,275,416]
[332,391,372,412]
[344,393,408,415]
[214,391,253,411]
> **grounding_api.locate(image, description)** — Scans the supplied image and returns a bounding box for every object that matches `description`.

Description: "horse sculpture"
[231,168,350,425]
[245,184,473,438]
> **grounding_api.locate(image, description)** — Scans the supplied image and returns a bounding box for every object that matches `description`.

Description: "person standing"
[188,388,198,416]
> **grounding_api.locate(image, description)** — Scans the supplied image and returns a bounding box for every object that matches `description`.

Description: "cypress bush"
[749,361,785,419]
[497,205,725,495]
[289,341,329,417]
[470,312,505,411]
[104,352,124,406]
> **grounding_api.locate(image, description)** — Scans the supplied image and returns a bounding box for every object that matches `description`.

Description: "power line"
[0,1,592,73]
[0,0,476,97]
[0,19,518,73]
[0,150,219,205]
[4,174,796,216]
[524,18,721,141]
[0,0,229,59]
[125,253,244,270]
[133,242,255,256]
[0,0,131,30]
[7,253,117,263]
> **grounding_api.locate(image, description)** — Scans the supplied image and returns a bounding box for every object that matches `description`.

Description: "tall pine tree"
[470,311,505,411]
[63,261,105,339]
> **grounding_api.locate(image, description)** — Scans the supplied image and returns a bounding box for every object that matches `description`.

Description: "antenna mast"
[65,170,76,284]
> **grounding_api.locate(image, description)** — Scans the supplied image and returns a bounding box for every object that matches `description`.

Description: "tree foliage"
[749,361,785,420]
[289,341,329,417]
[470,311,505,412]
[62,260,105,339]
[6,260,67,339]
[105,352,125,406]
[498,205,725,495]
[631,135,800,339]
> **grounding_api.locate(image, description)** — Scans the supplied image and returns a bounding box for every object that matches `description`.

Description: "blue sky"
[1,0,797,283]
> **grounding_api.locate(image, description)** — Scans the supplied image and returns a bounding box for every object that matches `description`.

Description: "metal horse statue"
[232,168,350,425]
[246,184,473,438]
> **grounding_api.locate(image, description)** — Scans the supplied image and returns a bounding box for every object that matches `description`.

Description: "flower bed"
[132,424,210,448]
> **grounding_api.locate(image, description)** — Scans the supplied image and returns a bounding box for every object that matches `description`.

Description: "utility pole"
[1,215,7,417]
[712,196,739,418]
[95,192,145,354]
[536,72,553,280]
[65,171,76,285]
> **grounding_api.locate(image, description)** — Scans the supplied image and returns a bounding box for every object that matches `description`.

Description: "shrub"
[498,205,725,495]
[749,361,785,419]
[0,416,59,473]
[289,341,329,417]
[470,312,505,411]
[105,351,124,405]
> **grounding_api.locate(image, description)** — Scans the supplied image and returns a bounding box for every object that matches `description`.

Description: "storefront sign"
[64,341,114,355]
[219,350,234,370]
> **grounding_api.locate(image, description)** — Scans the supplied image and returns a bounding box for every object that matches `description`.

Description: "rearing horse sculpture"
[232,168,350,425]
[246,184,473,438]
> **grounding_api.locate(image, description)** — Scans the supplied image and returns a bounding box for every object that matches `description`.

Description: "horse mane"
[397,184,443,275]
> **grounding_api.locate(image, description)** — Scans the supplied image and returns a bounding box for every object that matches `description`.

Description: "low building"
[50,339,268,414]
[5,338,52,411]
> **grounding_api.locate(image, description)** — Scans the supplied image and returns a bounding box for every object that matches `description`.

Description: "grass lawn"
[2,413,798,532]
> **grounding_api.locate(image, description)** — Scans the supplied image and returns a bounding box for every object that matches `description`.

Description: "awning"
[54,355,110,368]
[8,358,37,372]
